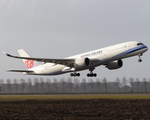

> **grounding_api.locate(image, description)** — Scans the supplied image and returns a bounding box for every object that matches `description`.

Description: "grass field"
[1,94,150,119]
[0,94,150,101]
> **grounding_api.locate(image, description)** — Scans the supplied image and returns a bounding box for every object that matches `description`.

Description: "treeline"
[0,77,149,94]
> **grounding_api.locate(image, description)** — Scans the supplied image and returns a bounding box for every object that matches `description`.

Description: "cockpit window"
[137,43,144,46]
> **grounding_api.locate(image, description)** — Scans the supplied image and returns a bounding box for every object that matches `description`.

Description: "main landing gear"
[87,68,97,77]
[70,73,80,77]
[138,54,143,62]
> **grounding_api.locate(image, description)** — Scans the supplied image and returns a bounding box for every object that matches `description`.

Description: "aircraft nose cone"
[146,45,148,50]
[144,45,148,52]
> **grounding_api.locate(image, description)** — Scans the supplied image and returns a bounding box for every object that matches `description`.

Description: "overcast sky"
[0,0,150,82]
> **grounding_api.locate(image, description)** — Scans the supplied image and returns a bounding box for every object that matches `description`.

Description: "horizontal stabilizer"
[7,70,34,73]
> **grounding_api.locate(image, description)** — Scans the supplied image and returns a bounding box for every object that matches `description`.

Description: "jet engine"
[74,57,90,69]
[106,60,123,70]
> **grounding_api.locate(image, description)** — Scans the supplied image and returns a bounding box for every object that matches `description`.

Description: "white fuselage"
[26,41,148,75]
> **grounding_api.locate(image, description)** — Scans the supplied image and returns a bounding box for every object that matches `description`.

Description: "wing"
[3,51,74,67]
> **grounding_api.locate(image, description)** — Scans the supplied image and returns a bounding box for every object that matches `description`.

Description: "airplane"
[3,41,148,77]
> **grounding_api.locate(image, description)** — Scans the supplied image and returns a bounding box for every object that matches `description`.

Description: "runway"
[0,94,150,97]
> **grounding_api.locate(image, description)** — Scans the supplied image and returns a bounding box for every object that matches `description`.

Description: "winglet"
[3,51,6,54]
[3,51,11,57]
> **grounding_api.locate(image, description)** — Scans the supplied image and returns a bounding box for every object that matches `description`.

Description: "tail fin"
[18,49,39,69]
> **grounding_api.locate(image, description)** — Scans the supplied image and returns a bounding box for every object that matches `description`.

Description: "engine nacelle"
[106,60,123,70]
[74,57,90,69]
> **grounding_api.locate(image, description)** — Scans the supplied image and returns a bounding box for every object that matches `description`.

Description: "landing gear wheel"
[94,73,97,77]
[138,59,142,62]
[78,73,80,77]
[70,73,73,77]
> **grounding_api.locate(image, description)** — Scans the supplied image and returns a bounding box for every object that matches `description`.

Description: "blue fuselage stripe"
[111,45,147,60]
[127,45,147,54]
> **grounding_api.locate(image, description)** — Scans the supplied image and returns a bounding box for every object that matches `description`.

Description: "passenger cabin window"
[137,43,144,46]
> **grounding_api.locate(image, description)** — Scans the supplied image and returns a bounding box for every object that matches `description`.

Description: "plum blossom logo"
[25,60,34,68]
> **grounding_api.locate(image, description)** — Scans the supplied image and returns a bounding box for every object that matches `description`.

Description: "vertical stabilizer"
[18,49,39,69]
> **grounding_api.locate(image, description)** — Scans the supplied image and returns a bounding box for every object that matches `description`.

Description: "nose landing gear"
[138,54,143,62]
[87,68,97,77]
